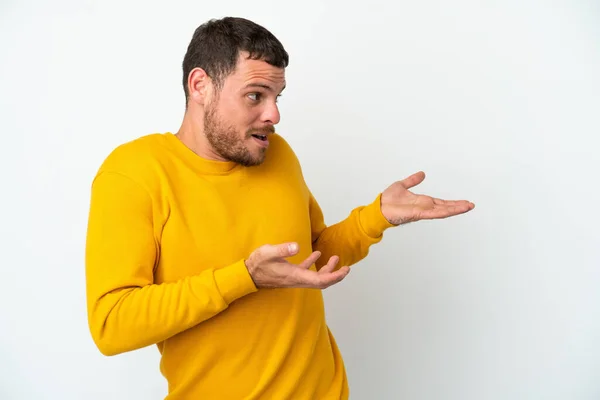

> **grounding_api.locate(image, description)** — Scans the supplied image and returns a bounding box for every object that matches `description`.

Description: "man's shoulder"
[94,132,170,181]
[263,132,307,180]
[269,132,300,162]
[100,132,167,167]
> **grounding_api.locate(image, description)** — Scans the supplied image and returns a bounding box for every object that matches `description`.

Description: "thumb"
[400,171,426,189]
[263,242,299,259]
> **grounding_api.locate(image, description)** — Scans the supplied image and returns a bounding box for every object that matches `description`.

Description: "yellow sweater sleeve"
[309,191,395,270]
[85,171,257,356]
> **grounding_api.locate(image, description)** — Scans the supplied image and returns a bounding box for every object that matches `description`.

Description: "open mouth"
[250,133,270,148]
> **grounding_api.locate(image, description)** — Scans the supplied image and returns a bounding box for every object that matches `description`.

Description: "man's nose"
[262,102,280,125]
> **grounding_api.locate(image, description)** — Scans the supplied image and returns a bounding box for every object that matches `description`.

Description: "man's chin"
[235,150,266,167]
[248,153,266,167]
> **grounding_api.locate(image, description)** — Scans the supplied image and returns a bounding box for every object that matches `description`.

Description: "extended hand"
[380,171,475,225]
[245,243,349,289]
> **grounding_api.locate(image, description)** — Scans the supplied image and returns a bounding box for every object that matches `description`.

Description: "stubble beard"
[203,102,269,167]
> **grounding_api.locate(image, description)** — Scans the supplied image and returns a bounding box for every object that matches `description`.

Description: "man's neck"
[175,113,224,162]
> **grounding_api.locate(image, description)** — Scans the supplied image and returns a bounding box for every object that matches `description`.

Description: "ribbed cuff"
[358,193,396,238]
[214,259,258,304]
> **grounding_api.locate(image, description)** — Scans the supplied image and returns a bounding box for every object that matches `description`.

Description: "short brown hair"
[182,17,289,104]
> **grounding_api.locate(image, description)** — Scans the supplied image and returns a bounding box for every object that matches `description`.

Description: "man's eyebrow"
[243,83,286,93]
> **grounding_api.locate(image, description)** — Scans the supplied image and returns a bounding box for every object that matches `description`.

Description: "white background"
[1,0,599,399]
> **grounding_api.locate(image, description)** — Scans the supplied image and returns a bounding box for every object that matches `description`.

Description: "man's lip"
[250,133,272,139]
[252,135,269,147]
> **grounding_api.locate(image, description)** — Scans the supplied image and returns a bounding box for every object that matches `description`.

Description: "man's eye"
[248,93,260,101]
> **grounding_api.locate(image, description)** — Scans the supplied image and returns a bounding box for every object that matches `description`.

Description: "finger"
[433,198,475,208]
[297,251,322,269]
[317,266,350,289]
[421,204,473,219]
[400,171,426,189]
[260,242,300,260]
[318,255,339,273]
[290,264,350,289]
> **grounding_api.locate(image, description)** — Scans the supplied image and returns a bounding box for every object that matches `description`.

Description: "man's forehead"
[229,58,286,91]
[236,55,285,74]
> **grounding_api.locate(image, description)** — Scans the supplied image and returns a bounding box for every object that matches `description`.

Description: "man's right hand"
[244,242,350,289]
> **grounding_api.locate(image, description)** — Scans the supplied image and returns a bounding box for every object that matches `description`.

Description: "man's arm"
[308,171,475,271]
[308,190,395,270]
[85,171,257,356]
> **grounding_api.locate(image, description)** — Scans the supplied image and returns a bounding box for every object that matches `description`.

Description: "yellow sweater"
[85,132,394,399]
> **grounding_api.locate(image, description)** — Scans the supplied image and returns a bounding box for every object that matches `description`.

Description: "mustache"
[248,126,275,136]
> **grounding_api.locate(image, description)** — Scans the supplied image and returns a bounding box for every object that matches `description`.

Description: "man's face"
[203,53,286,166]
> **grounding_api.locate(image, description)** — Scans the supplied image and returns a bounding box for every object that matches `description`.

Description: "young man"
[85,17,474,399]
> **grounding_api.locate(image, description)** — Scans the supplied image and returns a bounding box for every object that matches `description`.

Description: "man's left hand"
[380,171,475,225]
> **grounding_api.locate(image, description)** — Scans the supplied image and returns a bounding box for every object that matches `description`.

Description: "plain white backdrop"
[1,0,599,399]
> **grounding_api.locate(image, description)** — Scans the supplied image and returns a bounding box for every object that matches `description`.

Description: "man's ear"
[187,68,212,106]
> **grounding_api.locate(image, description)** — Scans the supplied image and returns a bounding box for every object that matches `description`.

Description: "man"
[85,16,474,399]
